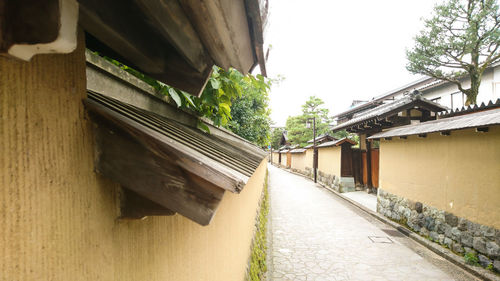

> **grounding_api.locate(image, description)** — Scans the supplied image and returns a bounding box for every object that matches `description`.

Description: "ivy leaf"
[219,103,231,115]
[181,91,196,108]
[210,79,220,90]
[168,88,182,107]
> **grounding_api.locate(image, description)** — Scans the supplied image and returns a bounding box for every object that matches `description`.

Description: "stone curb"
[274,166,499,281]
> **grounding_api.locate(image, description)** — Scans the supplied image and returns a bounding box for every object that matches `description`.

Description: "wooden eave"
[84,91,265,226]
[78,0,267,96]
[337,97,447,135]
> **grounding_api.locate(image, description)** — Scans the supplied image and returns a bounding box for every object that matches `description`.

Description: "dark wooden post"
[366,138,372,190]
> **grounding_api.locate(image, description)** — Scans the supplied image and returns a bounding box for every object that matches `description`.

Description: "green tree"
[285,96,331,147]
[270,127,285,149]
[225,75,272,147]
[406,0,500,105]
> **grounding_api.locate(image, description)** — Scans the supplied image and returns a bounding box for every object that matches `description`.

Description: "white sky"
[265,0,440,127]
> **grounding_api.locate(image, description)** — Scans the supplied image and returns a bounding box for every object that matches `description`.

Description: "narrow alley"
[267,165,479,281]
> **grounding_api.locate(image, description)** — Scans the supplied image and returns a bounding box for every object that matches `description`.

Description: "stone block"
[444,212,458,227]
[452,241,464,254]
[493,260,500,273]
[417,213,425,228]
[451,227,461,241]
[444,224,453,238]
[461,232,473,247]
[403,208,411,219]
[464,247,476,254]
[437,221,447,234]
[480,225,496,240]
[478,254,492,267]
[486,241,500,259]
[473,237,487,254]
[420,227,430,237]
[415,202,423,213]
[424,216,435,231]
[438,234,445,244]
[444,237,453,248]
[467,221,480,236]
[457,218,468,231]
[429,231,439,242]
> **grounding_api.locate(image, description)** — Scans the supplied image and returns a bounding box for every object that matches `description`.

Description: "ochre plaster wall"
[305,148,314,170]
[379,127,500,229]
[271,152,280,164]
[317,146,342,177]
[0,32,267,281]
[290,153,306,172]
[280,153,287,166]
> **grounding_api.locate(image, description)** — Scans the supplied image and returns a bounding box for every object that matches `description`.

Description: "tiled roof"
[369,107,500,139]
[316,138,357,148]
[290,148,306,153]
[332,95,448,132]
[437,99,500,118]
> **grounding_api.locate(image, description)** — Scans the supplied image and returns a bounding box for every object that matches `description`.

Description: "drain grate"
[381,229,408,237]
[368,236,394,244]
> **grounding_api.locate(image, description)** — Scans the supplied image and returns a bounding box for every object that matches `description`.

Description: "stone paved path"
[267,165,479,281]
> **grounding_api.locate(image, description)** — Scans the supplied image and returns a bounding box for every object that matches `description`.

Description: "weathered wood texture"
[120,188,176,219]
[87,104,227,225]
[79,0,264,96]
[84,92,265,225]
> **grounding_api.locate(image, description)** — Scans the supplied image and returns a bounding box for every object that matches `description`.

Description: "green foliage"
[406,0,500,105]
[247,170,270,281]
[93,51,273,142]
[224,75,272,147]
[270,127,285,149]
[285,96,332,147]
[464,251,480,266]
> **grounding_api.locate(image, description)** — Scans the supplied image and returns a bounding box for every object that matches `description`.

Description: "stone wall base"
[378,189,500,271]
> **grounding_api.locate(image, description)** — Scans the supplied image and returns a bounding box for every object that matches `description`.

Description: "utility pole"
[307,116,317,183]
[313,116,317,183]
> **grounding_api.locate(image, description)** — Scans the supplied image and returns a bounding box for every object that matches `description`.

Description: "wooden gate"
[361,149,379,188]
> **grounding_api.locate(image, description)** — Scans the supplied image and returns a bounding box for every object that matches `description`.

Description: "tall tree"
[270,127,285,149]
[225,75,272,147]
[406,0,500,105]
[285,96,331,147]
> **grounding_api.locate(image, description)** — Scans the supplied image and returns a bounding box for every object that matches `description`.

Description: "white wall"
[392,65,500,109]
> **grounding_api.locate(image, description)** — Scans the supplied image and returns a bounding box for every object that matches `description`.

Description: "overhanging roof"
[307,134,337,144]
[290,148,306,154]
[368,108,500,139]
[80,0,267,96]
[2,0,268,96]
[84,91,266,225]
[332,95,448,132]
[316,138,357,148]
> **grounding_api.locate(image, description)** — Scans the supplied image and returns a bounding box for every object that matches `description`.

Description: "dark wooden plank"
[79,0,212,96]
[179,0,255,73]
[120,188,176,219]
[90,111,225,226]
[133,0,212,73]
[84,98,248,193]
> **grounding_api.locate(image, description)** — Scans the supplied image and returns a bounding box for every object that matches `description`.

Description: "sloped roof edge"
[369,108,500,139]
